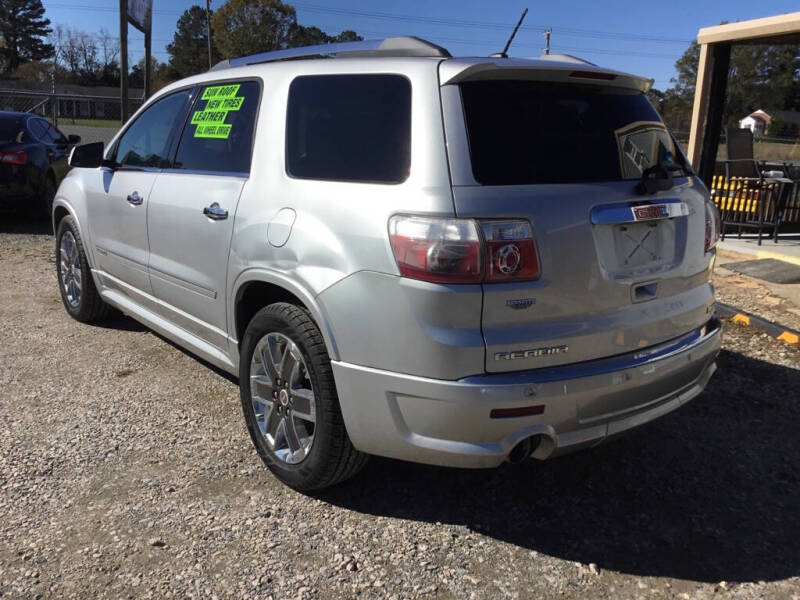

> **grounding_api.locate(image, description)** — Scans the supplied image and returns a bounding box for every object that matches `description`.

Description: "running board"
[99,285,238,376]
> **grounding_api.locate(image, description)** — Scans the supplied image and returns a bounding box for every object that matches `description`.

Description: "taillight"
[482,220,540,282]
[0,150,27,165]
[388,215,540,284]
[388,215,482,283]
[704,200,720,252]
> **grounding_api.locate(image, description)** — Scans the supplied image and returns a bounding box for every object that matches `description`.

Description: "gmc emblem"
[632,204,669,221]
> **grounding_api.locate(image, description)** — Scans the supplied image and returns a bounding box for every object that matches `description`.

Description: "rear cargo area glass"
[460,81,677,185]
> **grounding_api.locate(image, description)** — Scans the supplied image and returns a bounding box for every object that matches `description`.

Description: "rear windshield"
[460,81,683,185]
[0,115,24,141]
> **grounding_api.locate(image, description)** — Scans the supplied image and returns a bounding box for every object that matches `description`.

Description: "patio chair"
[713,127,791,245]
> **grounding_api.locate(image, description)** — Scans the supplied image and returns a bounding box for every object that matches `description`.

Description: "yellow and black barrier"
[716,302,800,345]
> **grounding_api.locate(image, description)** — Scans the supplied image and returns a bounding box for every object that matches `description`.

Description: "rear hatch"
[439,60,715,373]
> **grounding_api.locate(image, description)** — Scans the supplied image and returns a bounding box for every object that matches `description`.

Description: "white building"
[739,109,770,134]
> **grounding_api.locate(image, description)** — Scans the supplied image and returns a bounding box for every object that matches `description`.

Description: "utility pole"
[543,28,551,55]
[206,0,213,70]
[119,0,129,123]
[144,28,151,100]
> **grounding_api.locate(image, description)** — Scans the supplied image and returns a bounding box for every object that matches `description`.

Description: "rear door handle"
[203,202,228,220]
[127,191,143,205]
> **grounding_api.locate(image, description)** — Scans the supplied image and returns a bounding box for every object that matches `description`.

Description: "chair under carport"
[687,12,800,244]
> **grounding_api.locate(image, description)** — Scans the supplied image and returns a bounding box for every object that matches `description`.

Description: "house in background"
[739,109,800,137]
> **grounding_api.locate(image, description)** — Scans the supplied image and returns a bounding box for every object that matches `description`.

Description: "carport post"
[697,43,731,187]
[687,43,713,171]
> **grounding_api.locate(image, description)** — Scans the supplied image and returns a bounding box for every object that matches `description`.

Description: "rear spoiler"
[439,57,653,92]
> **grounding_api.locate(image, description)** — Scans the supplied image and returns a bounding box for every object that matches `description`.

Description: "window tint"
[173,80,260,173]
[44,122,67,144]
[0,115,25,141]
[460,81,682,185]
[114,91,190,168]
[286,74,411,183]
[27,119,47,142]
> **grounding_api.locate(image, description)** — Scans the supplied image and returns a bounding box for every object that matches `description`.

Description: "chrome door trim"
[148,264,217,299]
[94,244,148,272]
[98,269,228,351]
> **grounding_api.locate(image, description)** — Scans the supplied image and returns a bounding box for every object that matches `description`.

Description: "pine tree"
[0,0,54,74]
[166,5,221,78]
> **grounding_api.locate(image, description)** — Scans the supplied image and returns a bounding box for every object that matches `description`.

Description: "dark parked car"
[0,111,80,217]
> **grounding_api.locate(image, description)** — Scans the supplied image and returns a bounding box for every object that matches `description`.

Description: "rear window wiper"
[635,142,683,195]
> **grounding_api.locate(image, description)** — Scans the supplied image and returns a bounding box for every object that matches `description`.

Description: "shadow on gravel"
[0,213,52,235]
[318,349,800,584]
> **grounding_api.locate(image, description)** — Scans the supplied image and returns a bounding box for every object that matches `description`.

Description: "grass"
[718,141,800,162]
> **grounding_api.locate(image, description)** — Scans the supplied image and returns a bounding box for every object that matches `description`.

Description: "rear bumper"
[332,316,722,468]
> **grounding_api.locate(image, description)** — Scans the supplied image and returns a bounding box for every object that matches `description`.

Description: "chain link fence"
[0,89,143,125]
[0,88,145,144]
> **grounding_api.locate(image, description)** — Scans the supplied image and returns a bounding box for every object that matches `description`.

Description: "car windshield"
[460,80,685,185]
[0,115,24,142]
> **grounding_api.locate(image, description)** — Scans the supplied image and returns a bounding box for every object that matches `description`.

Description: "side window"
[286,74,411,183]
[45,122,67,145]
[173,81,259,174]
[114,91,190,168]
[27,119,47,142]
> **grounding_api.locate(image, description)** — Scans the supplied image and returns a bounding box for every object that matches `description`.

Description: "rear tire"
[239,302,368,491]
[56,216,112,323]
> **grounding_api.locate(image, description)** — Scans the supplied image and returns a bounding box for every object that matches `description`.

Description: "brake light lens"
[0,150,27,165]
[388,215,482,283]
[704,200,720,252]
[482,220,540,282]
[388,216,540,284]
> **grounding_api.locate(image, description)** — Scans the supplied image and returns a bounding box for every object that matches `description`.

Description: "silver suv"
[55,37,722,490]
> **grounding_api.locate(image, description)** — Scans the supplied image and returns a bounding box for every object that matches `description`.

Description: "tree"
[0,0,53,74]
[129,56,171,91]
[11,59,68,83]
[661,39,800,134]
[287,24,363,47]
[167,5,221,78]
[211,0,296,59]
[48,26,120,86]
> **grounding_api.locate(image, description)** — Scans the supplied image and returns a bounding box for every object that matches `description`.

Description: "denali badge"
[494,345,569,360]
[506,298,535,310]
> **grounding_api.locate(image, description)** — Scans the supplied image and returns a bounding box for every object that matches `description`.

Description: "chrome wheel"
[250,332,316,464]
[59,231,82,308]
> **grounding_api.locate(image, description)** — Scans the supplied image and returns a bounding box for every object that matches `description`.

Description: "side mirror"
[68,142,105,168]
[67,134,81,145]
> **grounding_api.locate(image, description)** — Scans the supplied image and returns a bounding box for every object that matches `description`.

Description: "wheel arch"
[231,269,340,361]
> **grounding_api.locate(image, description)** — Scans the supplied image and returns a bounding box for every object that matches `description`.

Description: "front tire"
[56,216,112,322]
[240,303,368,491]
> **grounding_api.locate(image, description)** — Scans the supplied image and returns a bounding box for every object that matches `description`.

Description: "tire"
[239,302,368,491]
[56,216,112,323]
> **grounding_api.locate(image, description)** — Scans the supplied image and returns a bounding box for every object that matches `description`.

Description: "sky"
[41,0,800,90]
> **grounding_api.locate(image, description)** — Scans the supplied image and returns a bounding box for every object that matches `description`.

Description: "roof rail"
[211,36,451,71]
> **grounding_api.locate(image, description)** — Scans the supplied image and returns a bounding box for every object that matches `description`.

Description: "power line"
[43,1,695,45]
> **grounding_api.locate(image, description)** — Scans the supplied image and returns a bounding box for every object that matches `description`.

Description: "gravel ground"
[714,250,800,333]
[1,217,799,599]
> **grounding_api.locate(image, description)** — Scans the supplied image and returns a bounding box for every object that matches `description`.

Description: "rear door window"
[286,74,411,183]
[173,80,260,174]
[459,80,682,185]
